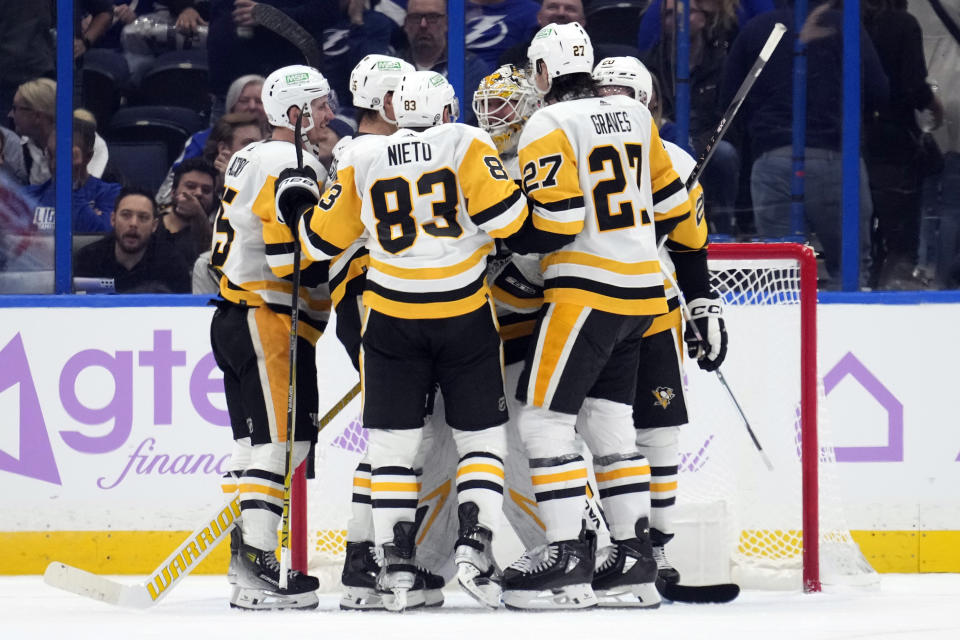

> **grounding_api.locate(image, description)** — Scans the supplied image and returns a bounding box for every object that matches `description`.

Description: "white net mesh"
[677,251,877,590]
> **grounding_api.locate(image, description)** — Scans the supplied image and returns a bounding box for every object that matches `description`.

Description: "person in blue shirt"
[25,116,119,233]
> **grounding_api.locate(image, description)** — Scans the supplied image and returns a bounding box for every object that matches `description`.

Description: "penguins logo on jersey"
[652,386,675,409]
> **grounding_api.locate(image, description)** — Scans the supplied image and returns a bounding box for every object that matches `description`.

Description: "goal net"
[674,243,877,591]
[294,242,878,593]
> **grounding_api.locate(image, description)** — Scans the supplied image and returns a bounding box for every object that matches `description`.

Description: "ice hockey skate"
[340,541,444,610]
[651,528,680,593]
[592,518,660,608]
[501,535,597,610]
[229,543,319,611]
[454,503,502,609]
[377,522,419,612]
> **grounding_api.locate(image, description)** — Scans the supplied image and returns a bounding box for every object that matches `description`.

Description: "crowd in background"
[0,0,957,293]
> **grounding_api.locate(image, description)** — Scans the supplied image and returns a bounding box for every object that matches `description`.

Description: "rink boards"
[0,295,958,574]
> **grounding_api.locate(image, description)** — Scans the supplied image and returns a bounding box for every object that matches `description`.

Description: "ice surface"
[3,574,959,639]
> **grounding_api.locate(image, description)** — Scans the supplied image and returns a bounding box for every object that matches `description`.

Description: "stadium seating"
[134,49,211,115]
[106,141,169,193]
[106,105,205,166]
[82,49,131,129]
[586,0,649,48]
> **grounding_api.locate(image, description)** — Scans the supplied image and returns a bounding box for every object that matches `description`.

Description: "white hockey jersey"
[300,122,527,320]
[210,139,331,342]
[517,94,692,316]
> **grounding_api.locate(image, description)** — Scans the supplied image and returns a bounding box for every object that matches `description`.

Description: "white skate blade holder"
[456,563,502,609]
[231,587,319,611]
[501,583,598,610]
[595,582,662,609]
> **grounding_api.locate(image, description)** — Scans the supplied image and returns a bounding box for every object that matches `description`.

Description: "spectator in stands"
[205,0,338,123]
[465,0,540,73]
[73,108,111,180]
[8,78,57,186]
[100,1,207,83]
[321,0,398,113]
[723,1,888,286]
[863,0,944,289]
[643,0,741,234]
[75,0,115,106]
[206,111,264,180]
[498,0,642,70]
[75,186,191,292]
[156,74,266,206]
[0,125,27,184]
[0,2,55,118]
[156,157,218,264]
[400,0,487,123]
[25,117,120,233]
[636,0,774,52]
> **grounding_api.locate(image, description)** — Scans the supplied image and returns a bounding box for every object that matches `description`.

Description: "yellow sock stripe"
[530,467,588,486]
[353,477,372,488]
[370,482,422,492]
[650,480,678,492]
[237,483,285,499]
[595,465,651,483]
[456,463,505,479]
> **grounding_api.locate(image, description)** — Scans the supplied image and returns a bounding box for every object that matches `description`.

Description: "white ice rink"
[3,574,959,640]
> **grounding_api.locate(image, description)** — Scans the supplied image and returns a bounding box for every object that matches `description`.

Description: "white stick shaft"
[44,494,240,608]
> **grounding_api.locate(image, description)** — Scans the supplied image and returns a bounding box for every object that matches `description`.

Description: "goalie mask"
[262,65,331,134]
[349,54,415,123]
[527,22,594,95]
[592,56,653,107]
[472,64,540,155]
[392,71,460,128]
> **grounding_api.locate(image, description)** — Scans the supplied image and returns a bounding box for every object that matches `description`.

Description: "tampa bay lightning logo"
[323,28,350,57]
[466,15,509,49]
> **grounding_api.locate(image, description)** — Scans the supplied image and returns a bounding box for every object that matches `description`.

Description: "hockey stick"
[684,22,786,192]
[278,110,306,589]
[659,262,775,471]
[43,495,241,609]
[42,386,360,608]
[252,4,323,69]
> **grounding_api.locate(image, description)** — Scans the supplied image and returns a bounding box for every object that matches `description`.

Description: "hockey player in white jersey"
[276,70,527,610]
[208,64,334,610]
[593,55,728,595]
[499,23,694,610]
[321,54,450,611]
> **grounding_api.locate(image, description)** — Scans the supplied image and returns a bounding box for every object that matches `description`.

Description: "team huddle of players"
[208,22,728,612]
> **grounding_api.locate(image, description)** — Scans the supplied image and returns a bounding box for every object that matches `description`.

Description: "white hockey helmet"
[527,22,594,92]
[392,71,460,128]
[262,65,331,133]
[472,64,540,155]
[592,56,654,106]
[349,54,415,122]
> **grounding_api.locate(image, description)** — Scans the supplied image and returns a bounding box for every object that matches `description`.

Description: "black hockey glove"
[274,166,319,232]
[684,296,728,372]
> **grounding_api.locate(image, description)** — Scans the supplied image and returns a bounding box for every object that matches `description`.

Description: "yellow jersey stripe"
[369,242,493,280]
[541,251,662,276]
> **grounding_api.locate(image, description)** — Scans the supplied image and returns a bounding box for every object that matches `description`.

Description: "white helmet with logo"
[392,71,460,128]
[592,56,653,107]
[527,22,594,93]
[472,64,540,155]
[262,64,331,133]
[349,54,415,122]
